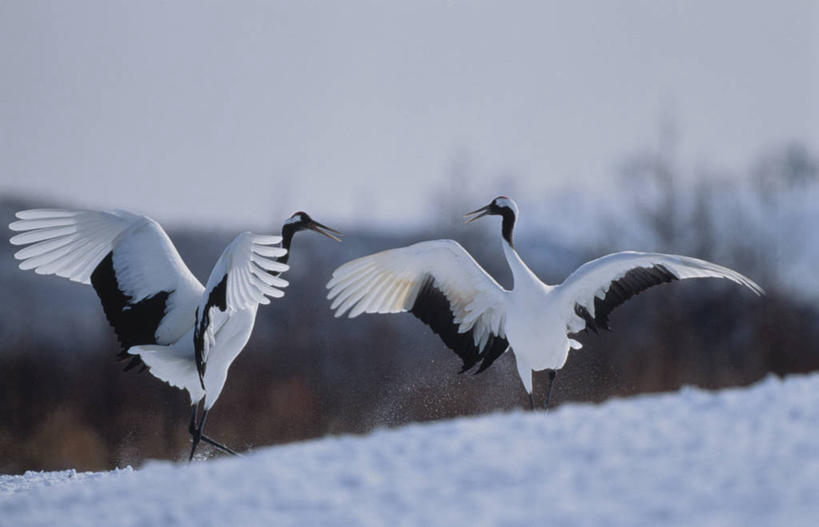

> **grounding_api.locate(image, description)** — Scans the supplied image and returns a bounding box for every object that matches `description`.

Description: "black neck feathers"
[501,208,516,247]
[278,224,297,266]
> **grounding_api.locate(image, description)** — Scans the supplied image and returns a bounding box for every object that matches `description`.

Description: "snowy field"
[2,374,818,527]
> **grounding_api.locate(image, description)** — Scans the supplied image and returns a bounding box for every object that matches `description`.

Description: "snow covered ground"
[2,373,818,527]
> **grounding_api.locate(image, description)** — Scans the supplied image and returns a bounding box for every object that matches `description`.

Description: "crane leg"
[188,406,241,461]
[188,404,198,436]
[200,435,240,456]
[544,370,557,411]
[188,407,208,462]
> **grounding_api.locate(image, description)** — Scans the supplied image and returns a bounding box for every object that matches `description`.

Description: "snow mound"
[2,374,818,527]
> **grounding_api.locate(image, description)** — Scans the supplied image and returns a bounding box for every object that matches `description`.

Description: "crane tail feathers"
[128,345,204,404]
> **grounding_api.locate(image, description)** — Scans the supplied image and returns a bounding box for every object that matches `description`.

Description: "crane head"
[464,196,519,224]
[284,212,343,242]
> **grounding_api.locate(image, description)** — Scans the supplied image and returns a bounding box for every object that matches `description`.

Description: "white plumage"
[9,208,290,458]
[10,209,208,346]
[131,232,289,409]
[327,196,763,409]
[559,251,762,335]
[327,239,507,353]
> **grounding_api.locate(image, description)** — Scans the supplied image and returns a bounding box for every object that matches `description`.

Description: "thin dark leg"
[188,405,241,460]
[544,370,557,411]
[200,435,241,456]
[188,409,209,462]
[188,404,199,436]
[528,393,535,411]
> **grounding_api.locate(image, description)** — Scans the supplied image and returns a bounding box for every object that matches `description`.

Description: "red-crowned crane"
[326,196,762,410]
[9,209,341,460]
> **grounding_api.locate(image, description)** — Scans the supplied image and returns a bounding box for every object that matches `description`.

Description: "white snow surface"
[2,374,818,527]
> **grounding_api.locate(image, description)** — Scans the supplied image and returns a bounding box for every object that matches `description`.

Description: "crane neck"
[500,209,516,248]
[276,224,297,266]
[501,229,541,290]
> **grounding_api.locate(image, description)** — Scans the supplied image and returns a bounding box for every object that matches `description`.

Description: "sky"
[1,1,817,230]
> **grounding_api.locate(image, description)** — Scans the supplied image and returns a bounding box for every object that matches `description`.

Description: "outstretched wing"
[557,251,764,337]
[193,232,289,385]
[9,209,205,369]
[326,240,509,372]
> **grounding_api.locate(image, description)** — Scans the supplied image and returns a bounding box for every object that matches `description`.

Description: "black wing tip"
[91,251,171,370]
[474,362,491,375]
[474,337,509,375]
[193,274,227,390]
[410,277,480,367]
[574,304,600,334]
[121,356,143,372]
[408,276,509,375]
[575,264,678,334]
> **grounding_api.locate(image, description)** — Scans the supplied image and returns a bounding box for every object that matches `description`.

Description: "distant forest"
[2,141,819,473]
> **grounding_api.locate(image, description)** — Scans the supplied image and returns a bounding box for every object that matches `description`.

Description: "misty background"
[1,1,818,473]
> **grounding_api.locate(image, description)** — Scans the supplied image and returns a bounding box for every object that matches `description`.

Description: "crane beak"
[308,219,343,242]
[464,205,491,224]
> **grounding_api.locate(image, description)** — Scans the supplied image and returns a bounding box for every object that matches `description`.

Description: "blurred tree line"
[1,140,818,473]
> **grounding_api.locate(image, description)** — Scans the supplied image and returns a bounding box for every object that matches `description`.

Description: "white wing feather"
[10,209,201,290]
[11,209,138,283]
[326,240,508,346]
[230,232,288,308]
[9,209,205,344]
[195,232,289,365]
[557,251,764,333]
[202,232,289,311]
